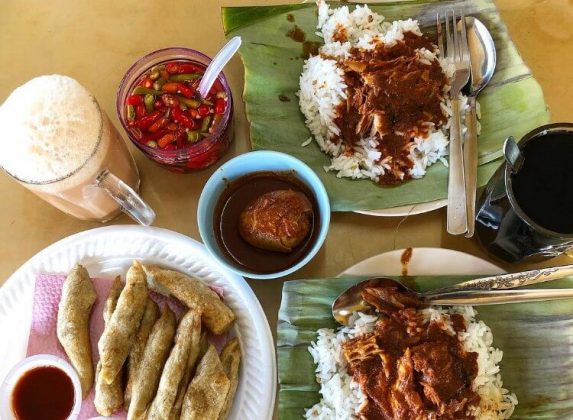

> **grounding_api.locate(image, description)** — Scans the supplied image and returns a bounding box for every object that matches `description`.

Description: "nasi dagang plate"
[223,0,550,214]
[278,248,573,419]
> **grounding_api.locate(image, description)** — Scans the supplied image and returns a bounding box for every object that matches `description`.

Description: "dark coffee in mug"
[475,123,573,263]
[511,132,573,234]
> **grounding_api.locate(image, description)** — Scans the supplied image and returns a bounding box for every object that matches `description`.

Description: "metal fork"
[437,11,471,235]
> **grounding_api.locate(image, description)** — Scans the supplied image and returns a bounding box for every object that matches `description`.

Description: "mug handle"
[95,169,155,226]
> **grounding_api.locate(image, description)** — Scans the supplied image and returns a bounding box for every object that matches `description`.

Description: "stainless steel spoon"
[464,17,496,238]
[333,264,573,325]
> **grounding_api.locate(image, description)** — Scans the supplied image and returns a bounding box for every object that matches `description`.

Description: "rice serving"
[298,1,467,184]
[305,305,517,419]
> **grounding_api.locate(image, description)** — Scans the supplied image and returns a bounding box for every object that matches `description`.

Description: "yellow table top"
[0,0,572,355]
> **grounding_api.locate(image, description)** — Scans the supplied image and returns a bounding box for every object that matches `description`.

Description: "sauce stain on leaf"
[302,41,321,58]
[287,25,306,43]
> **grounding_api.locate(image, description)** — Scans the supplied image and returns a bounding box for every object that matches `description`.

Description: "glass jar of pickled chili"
[116,47,233,172]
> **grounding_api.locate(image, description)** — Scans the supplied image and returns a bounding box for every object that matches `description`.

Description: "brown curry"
[330,32,448,185]
[342,286,479,419]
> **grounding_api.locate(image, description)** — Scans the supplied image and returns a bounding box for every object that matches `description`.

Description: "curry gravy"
[343,285,479,418]
[213,171,320,274]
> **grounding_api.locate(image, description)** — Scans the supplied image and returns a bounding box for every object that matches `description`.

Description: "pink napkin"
[27,273,225,419]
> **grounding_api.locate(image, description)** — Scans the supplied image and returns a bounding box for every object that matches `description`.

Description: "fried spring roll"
[98,260,148,384]
[170,332,208,419]
[125,298,159,409]
[127,306,177,420]
[181,345,230,420]
[218,338,241,420]
[95,276,124,416]
[57,264,97,398]
[143,265,235,335]
[147,309,202,420]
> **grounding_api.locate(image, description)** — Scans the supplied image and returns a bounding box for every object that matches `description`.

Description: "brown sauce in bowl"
[214,171,320,274]
[11,365,75,420]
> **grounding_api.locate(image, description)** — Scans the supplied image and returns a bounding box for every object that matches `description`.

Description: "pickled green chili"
[125,59,228,150]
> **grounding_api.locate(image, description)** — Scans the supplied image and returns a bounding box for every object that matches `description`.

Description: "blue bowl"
[198,151,330,279]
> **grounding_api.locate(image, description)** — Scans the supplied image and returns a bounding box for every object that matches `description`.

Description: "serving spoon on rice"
[333,264,573,325]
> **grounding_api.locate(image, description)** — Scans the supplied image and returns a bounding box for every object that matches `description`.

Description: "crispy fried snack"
[181,345,230,420]
[218,338,241,420]
[57,263,97,398]
[147,309,202,420]
[98,260,148,384]
[143,265,235,335]
[95,276,124,416]
[127,306,176,420]
[124,297,159,409]
[170,332,208,419]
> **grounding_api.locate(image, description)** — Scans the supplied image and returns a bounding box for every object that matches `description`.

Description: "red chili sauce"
[11,365,75,420]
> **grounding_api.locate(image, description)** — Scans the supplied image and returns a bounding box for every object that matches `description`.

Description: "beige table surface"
[0,0,572,401]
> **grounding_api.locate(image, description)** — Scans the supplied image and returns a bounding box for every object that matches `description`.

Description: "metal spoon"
[464,17,496,238]
[333,264,573,325]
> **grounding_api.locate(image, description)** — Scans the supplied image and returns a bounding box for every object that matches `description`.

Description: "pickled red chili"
[126,60,228,150]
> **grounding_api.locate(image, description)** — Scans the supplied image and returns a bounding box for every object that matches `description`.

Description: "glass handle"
[95,169,155,226]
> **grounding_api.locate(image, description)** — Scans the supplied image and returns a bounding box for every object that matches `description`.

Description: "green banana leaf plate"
[278,276,573,419]
[222,0,550,211]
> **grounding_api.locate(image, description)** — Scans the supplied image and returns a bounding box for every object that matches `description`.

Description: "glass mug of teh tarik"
[475,123,573,263]
[0,75,155,225]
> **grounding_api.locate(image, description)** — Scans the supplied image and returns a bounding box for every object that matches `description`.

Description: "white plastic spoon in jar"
[197,36,242,98]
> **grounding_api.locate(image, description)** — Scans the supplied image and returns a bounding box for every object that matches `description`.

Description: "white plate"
[355,199,447,217]
[341,247,503,276]
[0,225,276,420]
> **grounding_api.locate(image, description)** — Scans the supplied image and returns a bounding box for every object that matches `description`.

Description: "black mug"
[475,123,573,263]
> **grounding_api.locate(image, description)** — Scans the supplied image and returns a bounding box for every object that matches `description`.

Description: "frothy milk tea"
[0,75,139,221]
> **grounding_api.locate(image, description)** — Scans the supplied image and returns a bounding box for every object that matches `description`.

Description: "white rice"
[305,307,517,419]
[299,1,477,183]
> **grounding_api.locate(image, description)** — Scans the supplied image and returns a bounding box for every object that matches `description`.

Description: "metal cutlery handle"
[447,96,467,235]
[464,96,478,238]
[426,288,573,305]
[425,264,573,296]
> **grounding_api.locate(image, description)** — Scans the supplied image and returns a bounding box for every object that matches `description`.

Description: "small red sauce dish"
[0,354,82,420]
[117,47,234,172]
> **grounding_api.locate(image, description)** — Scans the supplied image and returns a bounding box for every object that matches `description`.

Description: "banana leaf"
[222,0,550,211]
[278,276,573,419]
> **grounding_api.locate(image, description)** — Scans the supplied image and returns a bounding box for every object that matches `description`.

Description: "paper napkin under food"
[27,272,224,420]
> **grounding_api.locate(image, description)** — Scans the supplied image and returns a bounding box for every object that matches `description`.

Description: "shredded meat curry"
[331,32,448,185]
[342,286,479,419]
